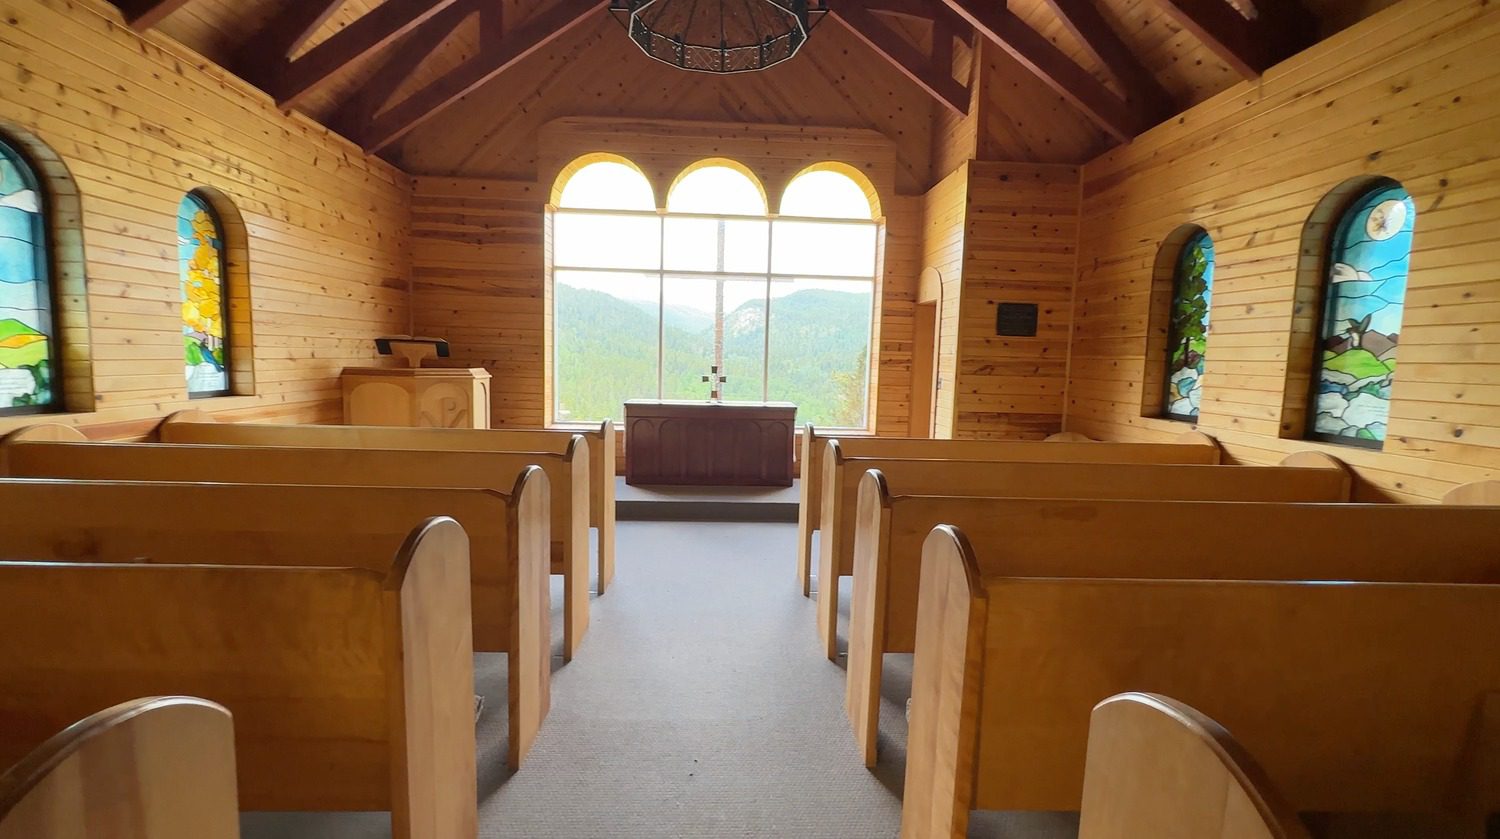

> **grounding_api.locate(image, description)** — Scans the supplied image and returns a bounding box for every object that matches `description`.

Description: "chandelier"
[609,0,826,74]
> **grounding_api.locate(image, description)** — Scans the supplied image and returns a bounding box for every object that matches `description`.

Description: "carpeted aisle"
[242,521,1078,838]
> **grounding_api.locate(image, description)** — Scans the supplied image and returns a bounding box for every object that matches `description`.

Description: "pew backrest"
[0,517,476,832]
[903,523,1500,835]
[1443,479,1500,505]
[0,696,240,839]
[1078,693,1311,839]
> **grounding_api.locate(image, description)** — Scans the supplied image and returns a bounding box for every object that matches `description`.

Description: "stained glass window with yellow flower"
[178,192,230,396]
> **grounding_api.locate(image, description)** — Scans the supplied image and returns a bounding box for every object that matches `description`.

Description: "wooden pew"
[1443,479,1500,505]
[815,432,1225,653]
[0,696,241,839]
[0,426,593,661]
[158,410,617,595]
[0,518,479,839]
[1077,693,1311,839]
[795,426,1220,597]
[902,512,1500,839]
[0,476,550,769]
[844,454,1354,758]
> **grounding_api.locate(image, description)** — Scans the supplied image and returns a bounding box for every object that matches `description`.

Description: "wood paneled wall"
[1066,0,1500,501]
[410,177,547,426]
[0,0,410,440]
[955,162,1077,439]
[920,166,969,439]
[410,118,919,434]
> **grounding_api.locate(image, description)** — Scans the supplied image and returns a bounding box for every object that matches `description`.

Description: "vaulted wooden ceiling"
[114,0,1393,187]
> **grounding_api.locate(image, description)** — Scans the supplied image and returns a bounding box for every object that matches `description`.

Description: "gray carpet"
[242,521,1077,838]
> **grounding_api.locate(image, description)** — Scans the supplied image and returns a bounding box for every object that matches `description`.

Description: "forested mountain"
[555,284,871,427]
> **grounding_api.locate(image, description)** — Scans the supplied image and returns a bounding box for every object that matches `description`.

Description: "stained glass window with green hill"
[0,136,56,414]
[1310,182,1414,447]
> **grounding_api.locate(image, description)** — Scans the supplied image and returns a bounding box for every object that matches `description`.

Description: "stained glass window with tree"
[1310,182,1413,446]
[0,136,57,414]
[178,191,231,397]
[1162,229,1214,421]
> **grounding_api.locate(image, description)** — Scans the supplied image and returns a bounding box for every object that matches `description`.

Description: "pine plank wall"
[1065,0,1500,501]
[0,0,411,440]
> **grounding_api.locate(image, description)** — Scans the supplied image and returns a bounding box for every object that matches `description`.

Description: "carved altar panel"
[624,400,796,487]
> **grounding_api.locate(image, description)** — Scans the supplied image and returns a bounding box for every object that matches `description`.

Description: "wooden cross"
[701,364,727,402]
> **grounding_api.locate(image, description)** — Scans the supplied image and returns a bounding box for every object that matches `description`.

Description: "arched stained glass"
[1310,182,1414,446]
[1163,230,1214,421]
[0,136,56,414]
[780,170,874,219]
[179,192,231,397]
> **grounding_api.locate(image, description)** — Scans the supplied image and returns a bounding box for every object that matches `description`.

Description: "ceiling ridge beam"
[115,0,195,31]
[268,0,463,110]
[938,0,1144,142]
[359,0,609,154]
[327,0,481,137]
[1039,0,1173,118]
[832,5,970,117]
[235,0,351,72]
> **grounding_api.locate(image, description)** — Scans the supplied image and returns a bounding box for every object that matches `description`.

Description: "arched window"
[179,191,231,397]
[550,157,880,429]
[0,135,57,414]
[1309,181,1414,446]
[1162,229,1215,421]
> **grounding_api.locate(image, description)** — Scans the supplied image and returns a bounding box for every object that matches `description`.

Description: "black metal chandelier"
[609,0,825,74]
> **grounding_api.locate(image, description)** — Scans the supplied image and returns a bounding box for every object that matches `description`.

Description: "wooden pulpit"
[341,367,492,428]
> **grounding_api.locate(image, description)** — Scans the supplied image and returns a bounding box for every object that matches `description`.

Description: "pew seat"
[0,518,478,839]
[0,696,241,839]
[158,410,617,594]
[0,475,550,769]
[902,515,1500,838]
[0,426,592,661]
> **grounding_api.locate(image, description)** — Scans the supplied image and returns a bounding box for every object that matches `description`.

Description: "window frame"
[179,189,233,400]
[1305,180,1413,449]
[548,161,881,431]
[0,133,61,417]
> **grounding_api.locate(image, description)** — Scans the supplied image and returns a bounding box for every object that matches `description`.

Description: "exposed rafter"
[938,0,1144,141]
[1039,0,1172,117]
[832,5,970,117]
[263,0,463,110]
[327,0,480,137]
[114,0,194,31]
[1155,0,1315,78]
[234,0,350,71]
[359,0,608,154]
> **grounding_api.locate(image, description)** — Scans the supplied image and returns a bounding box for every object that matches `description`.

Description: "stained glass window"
[1162,230,1214,421]
[178,192,231,396]
[1310,182,1413,446]
[0,136,56,414]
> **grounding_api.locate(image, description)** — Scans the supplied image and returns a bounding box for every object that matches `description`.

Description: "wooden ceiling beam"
[938,0,1143,141]
[326,0,479,137]
[1040,0,1173,117]
[268,0,463,110]
[360,0,608,154]
[235,0,350,71]
[832,6,969,117]
[114,0,195,30]
[1154,0,1314,78]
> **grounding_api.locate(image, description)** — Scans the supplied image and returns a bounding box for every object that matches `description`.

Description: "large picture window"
[551,158,879,429]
